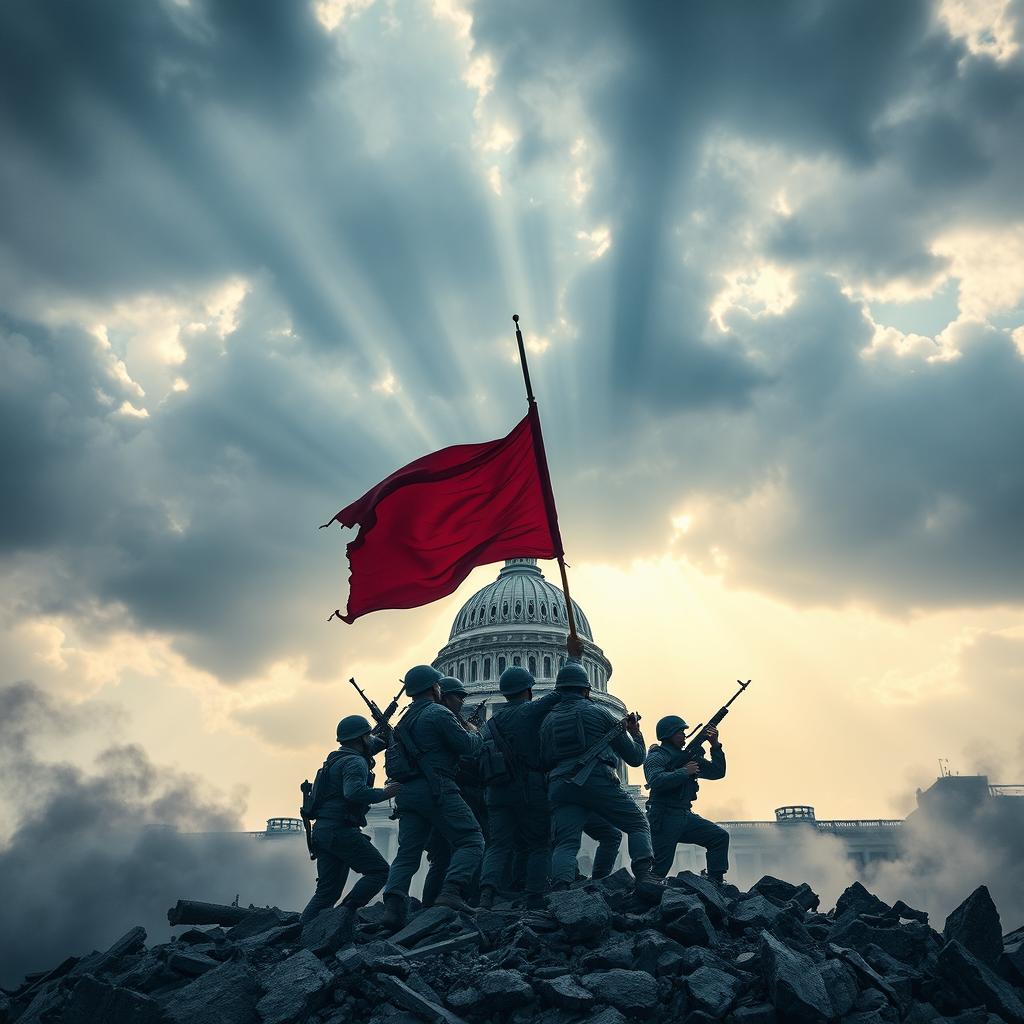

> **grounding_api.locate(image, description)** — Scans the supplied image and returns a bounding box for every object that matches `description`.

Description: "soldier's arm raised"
[609,716,647,768]
[700,744,726,780]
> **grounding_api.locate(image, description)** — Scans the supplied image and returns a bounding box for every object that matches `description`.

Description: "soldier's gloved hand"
[705,725,720,747]
[625,712,642,738]
[383,783,402,798]
[566,633,584,659]
[684,761,701,776]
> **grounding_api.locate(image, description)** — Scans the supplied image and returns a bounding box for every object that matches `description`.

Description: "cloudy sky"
[2,0,1024,838]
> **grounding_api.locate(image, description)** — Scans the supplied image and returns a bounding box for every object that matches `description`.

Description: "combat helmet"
[555,660,590,690]
[337,714,373,742]
[656,715,688,741]
[438,676,468,698]
[499,666,534,696]
[403,664,443,696]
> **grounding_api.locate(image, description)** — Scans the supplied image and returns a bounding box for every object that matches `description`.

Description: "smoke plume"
[0,682,312,988]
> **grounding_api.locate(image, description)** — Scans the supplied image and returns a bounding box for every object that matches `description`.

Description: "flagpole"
[512,314,582,657]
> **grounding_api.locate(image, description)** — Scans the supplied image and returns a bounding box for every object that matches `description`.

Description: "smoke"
[715,794,1024,931]
[0,682,313,988]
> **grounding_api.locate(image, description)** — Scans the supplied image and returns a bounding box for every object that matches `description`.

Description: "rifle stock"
[299,780,315,861]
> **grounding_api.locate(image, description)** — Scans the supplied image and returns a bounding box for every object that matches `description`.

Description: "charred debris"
[4,873,1024,1024]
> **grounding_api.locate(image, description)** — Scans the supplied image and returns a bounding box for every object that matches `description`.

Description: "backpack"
[303,750,345,819]
[541,705,588,767]
[384,702,431,783]
[478,716,516,787]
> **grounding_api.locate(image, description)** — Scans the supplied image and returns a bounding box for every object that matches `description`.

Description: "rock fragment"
[580,969,658,1015]
[943,885,1003,967]
[759,930,833,1022]
[299,905,355,956]
[545,888,611,943]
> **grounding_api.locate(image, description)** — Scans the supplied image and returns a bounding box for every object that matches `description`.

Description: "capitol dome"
[447,558,594,643]
[432,558,622,721]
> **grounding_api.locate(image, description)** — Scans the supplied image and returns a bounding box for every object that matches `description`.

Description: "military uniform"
[300,725,392,924]
[382,667,484,914]
[540,663,653,886]
[478,667,563,902]
[585,816,624,878]
[422,677,488,908]
[644,719,728,878]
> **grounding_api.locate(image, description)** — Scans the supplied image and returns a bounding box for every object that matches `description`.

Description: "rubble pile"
[4,874,1024,1024]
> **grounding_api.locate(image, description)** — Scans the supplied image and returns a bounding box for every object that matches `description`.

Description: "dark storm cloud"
[1,0,1023,683]
[0,682,312,988]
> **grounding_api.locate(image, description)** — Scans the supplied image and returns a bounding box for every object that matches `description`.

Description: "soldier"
[540,661,657,889]
[381,665,484,930]
[300,714,400,925]
[477,664,563,910]
[422,676,487,908]
[644,715,729,883]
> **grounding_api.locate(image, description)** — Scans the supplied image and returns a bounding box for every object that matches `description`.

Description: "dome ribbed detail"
[447,558,593,641]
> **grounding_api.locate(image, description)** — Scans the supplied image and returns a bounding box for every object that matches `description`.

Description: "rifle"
[464,699,487,729]
[568,712,642,786]
[349,677,405,735]
[299,780,315,860]
[678,679,751,770]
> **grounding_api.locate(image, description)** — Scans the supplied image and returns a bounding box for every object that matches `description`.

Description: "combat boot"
[477,886,496,910]
[380,893,407,934]
[434,882,474,913]
[631,857,665,899]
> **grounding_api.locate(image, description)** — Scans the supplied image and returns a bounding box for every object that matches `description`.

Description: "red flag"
[323,409,562,623]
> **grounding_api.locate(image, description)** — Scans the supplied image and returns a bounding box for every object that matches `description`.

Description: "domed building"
[431,558,624,720]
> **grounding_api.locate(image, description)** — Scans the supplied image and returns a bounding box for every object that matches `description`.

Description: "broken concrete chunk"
[732,894,785,931]
[686,965,739,1017]
[580,969,658,1015]
[62,975,165,1024]
[545,888,611,943]
[476,969,533,1009]
[935,940,1024,1024]
[299,905,355,956]
[671,871,730,924]
[943,885,1003,967]
[225,909,297,942]
[164,961,260,1024]
[70,926,148,978]
[256,949,332,1024]
[759,930,833,1023]
[664,897,717,947]
[403,932,481,961]
[580,937,636,971]
[535,975,595,1011]
[834,882,893,921]
[167,951,218,978]
[378,975,469,1024]
[818,957,859,1017]
[390,906,457,949]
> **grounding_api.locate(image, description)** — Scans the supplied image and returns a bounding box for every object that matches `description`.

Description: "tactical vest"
[541,704,588,768]
[384,700,432,783]
[306,749,374,826]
